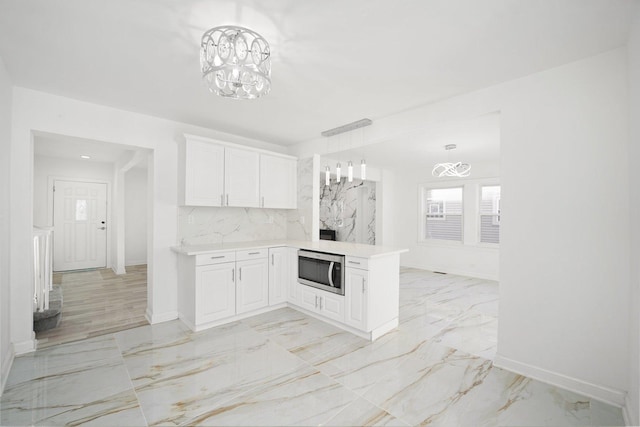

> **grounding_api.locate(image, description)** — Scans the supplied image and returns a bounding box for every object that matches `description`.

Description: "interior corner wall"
[497,48,629,405]
[124,167,147,266]
[0,56,13,394]
[626,2,640,424]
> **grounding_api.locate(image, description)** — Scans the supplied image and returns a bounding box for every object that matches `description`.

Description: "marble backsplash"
[178,207,287,245]
[286,157,314,241]
[320,177,376,245]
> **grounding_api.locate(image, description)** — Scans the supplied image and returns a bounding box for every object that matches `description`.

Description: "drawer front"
[236,248,268,261]
[196,252,236,266]
[345,256,369,270]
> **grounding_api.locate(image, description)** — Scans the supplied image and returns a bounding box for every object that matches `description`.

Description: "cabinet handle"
[239,267,242,281]
[362,279,366,294]
[248,251,260,255]
[210,255,225,260]
[232,269,235,282]
[348,260,361,265]
[226,194,229,206]
[315,295,318,308]
[319,297,323,310]
[271,254,274,265]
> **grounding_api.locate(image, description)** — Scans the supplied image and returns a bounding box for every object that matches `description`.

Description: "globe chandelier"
[432,144,471,178]
[200,25,271,100]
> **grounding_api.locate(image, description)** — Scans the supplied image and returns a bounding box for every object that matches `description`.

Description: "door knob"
[98,227,106,230]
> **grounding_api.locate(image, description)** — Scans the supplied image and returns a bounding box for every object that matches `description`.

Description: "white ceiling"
[0,0,634,147]
[34,133,147,167]
[325,112,501,172]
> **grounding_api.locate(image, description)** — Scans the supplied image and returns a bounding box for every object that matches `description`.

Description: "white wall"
[626,2,640,424]
[0,56,13,395]
[32,155,114,227]
[392,160,500,280]
[9,87,290,353]
[124,167,147,266]
[293,48,631,406]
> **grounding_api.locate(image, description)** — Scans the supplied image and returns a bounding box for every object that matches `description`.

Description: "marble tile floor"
[0,268,624,426]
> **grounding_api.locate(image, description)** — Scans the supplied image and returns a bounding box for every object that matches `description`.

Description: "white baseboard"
[402,263,498,281]
[623,393,638,426]
[1,346,15,396]
[145,309,178,325]
[493,354,626,407]
[125,260,146,267]
[12,338,36,356]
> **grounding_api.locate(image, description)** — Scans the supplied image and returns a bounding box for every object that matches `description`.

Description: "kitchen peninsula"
[173,240,408,341]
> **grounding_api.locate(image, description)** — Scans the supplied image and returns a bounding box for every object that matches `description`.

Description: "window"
[422,187,463,242]
[480,185,501,244]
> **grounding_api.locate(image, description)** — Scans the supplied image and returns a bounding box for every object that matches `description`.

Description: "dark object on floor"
[33,285,63,332]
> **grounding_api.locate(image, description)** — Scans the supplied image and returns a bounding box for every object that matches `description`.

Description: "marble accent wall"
[320,178,376,245]
[286,157,314,241]
[178,207,287,245]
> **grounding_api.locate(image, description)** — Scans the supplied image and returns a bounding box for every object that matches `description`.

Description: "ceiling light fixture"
[321,119,371,186]
[200,25,271,100]
[432,144,471,178]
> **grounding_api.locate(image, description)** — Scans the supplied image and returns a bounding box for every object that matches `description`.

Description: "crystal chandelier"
[200,25,271,100]
[432,144,471,178]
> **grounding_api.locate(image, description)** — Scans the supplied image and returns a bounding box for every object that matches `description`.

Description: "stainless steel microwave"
[297,249,345,295]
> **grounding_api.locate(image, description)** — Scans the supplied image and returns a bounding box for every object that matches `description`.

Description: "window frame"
[418,184,465,244]
[418,178,500,248]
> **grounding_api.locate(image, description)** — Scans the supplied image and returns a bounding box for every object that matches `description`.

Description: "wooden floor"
[36,265,148,349]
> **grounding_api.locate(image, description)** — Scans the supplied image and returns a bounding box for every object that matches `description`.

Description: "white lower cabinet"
[298,284,345,323]
[345,266,368,330]
[177,247,399,340]
[197,262,236,323]
[236,257,269,314]
[268,247,288,306]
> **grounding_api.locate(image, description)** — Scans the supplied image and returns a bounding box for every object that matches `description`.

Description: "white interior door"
[53,180,107,271]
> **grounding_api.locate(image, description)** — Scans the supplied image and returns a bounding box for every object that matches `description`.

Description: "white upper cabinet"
[180,135,296,209]
[225,147,260,208]
[260,154,297,209]
[180,139,224,206]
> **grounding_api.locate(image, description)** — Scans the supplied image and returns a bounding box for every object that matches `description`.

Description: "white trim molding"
[494,354,627,408]
[623,393,637,426]
[145,308,178,325]
[1,346,15,395]
[12,338,36,356]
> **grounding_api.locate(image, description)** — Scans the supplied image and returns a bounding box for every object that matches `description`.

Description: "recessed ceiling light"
[80,155,91,159]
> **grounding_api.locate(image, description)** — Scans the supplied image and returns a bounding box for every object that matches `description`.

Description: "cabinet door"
[196,262,236,323]
[345,267,368,330]
[287,248,299,303]
[184,140,224,206]
[236,258,269,314]
[225,147,260,207]
[319,291,345,323]
[260,154,297,209]
[299,285,318,312]
[268,248,288,306]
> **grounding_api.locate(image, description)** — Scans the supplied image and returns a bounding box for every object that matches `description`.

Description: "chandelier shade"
[200,25,271,100]
[432,144,471,178]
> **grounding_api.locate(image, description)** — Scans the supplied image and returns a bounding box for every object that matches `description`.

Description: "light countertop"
[171,239,408,259]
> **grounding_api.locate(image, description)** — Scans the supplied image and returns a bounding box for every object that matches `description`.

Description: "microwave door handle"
[328,262,335,288]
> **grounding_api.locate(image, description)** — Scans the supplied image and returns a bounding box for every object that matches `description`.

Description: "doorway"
[53,179,108,271]
[33,133,151,347]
